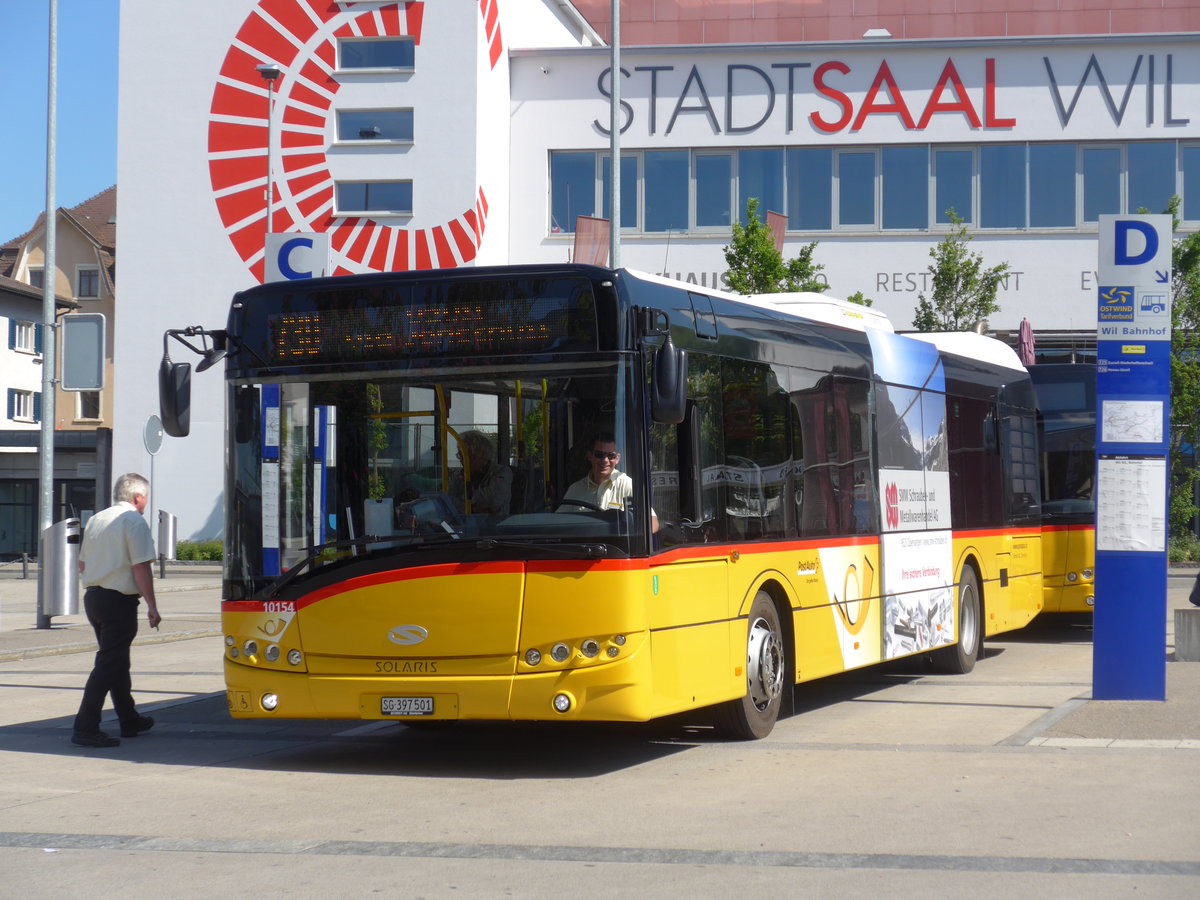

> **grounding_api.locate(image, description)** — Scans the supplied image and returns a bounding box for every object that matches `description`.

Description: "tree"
[846,290,873,307]
[723,197,826,295]
[912,210,1010,332]
[1166,196,1200,537]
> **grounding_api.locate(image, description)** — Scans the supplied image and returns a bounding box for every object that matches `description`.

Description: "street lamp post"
[36,0,59,629]
[256,63,281,242]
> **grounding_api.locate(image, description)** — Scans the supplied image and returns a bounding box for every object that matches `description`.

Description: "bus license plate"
[381,696,434,716]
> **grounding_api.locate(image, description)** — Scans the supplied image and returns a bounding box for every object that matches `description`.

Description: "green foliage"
[1168,537,1200,564]
[912,210,1010,332]
[366,383,388,500]
[176,540,222,561]
[723,198,826,295]
[1168,196,1200,537]
[845,290,873,307]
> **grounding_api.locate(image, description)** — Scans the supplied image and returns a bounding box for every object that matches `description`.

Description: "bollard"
[157,510,178,579]
[37,518,81,629]
[1176,608,1200,662]
[22,551,29,580]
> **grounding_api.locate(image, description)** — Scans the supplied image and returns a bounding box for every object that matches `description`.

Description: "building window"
[934,149,973,224]
[338,37,414,70]
[837,151,876,228]
[1184,145,1200,224]
[694,153,732,229]
[77,266,100,298]
[601,154,638,228]
[78,391,101,420]
[1082,146,1121,222]
[28,268,44,289]
[1029,144,1076,227]
[882,146,928,230]
[8,319,41,354]
[7,389,40,422]
[787,148,832,231]
[738,148,784,224]
[644,150,689,233]
[1128,142,1176,216]
[335,181,412,215]
[980,145,1026,228]
[337,109,413,142]
[550,152,596,233]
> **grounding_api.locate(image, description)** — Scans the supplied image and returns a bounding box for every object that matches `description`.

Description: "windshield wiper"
[262,534,448,597]
[474,538,611,559]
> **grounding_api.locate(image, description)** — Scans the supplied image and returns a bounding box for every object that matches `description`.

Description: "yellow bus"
[1030,364,1096,614]
[162,265,1045,738]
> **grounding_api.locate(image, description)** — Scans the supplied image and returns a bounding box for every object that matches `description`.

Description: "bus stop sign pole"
[1093,214,1173,700]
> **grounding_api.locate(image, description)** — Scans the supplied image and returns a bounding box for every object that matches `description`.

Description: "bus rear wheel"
[715,591,786,740]
[930,567,981,675]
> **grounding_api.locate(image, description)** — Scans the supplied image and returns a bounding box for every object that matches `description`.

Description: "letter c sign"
[264,232,330,282]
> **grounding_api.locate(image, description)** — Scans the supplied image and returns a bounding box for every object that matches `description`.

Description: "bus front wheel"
[715,591,786,740]
[930,567,981,675]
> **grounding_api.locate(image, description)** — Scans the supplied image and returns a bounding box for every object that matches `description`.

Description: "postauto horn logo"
[884,481,900,529]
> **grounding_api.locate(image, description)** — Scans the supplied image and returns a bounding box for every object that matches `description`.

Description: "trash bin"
[158,509,178,561]
[39,517,81,618]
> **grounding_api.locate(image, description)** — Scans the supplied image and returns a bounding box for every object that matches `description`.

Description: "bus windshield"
[1031,365,1095,519]
[225,358,646,599]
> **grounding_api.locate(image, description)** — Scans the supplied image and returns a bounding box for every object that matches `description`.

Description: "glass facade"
[550,141,1200,234]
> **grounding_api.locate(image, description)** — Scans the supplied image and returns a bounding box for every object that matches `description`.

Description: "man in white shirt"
[72,473,162,748]
[560,433,658,532]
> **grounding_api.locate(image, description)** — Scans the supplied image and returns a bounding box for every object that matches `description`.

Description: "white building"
[117,1,1199,539]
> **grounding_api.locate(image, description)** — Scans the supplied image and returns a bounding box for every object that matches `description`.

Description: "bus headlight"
[550,642,571,662]
[1067,572,1078,582]
[525,648,542,666]
[287,649,303,666]
[581,639,600,658]
[1083,568,1094,580]
[261,693,278,711]
[243,640,258,657]
[553,693,572,713]
[265,644,280,662]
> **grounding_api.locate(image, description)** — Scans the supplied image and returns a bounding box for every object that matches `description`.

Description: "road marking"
[0,831,1197,875]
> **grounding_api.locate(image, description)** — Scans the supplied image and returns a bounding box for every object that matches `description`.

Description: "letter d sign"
[1098,215,1172,287]
[1114,221,1157,265]
[265,232,330,282]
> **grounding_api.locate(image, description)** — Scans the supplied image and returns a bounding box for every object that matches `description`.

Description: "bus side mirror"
[651,334,687,425]
[160,358,192,437]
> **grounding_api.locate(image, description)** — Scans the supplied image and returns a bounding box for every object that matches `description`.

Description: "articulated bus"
[164,265,1046,739]
[1029,364,1097,614]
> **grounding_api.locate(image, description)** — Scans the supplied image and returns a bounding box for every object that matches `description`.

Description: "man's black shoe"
[72,730,120,748]
[119,715,154,738]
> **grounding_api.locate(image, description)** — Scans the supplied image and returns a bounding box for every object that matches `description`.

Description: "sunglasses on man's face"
[590,450,619,461]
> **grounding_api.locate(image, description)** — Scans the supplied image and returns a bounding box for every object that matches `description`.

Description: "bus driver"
[559,433,658,532]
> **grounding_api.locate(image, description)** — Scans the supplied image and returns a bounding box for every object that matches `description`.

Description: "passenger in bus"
[449,430,512,516]
[559,432,659,532]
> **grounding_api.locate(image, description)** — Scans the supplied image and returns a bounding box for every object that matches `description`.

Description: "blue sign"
[264,232,330,282]
[1093,214,1172,701]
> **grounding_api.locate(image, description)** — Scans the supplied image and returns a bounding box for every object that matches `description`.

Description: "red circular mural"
[208,0,504,281]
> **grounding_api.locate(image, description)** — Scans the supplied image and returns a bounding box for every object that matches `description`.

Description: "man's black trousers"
[73,587,141,734]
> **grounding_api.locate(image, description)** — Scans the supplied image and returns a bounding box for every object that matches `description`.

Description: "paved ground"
[2,560,1199,745]
[1,562,1197,896]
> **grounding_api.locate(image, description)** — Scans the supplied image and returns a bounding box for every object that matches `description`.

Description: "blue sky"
[0,0,119,243]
